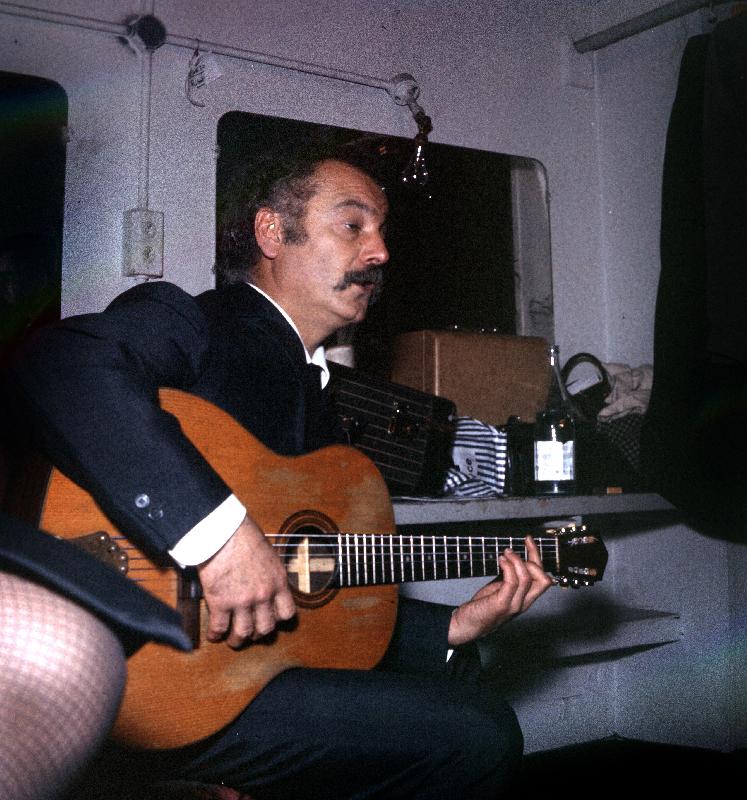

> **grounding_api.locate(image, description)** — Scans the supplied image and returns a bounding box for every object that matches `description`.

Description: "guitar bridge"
[70,531,128,574]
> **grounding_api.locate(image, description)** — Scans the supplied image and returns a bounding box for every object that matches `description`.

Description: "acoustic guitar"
[38,389,608,750]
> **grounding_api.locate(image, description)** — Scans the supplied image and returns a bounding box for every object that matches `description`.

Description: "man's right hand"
[197,515,296,648]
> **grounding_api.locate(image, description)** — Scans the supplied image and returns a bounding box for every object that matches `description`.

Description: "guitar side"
[39,388,398,750]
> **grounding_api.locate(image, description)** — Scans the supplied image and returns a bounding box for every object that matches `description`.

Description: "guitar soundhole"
[278,510,339,609]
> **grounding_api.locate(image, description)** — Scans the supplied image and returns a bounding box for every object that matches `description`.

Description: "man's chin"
[338,296,370,324]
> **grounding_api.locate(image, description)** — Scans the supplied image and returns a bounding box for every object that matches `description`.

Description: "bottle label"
[534,440,575,481]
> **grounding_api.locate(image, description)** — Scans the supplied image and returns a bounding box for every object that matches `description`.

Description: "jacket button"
[135,493,150,509]
[148,505,164,520]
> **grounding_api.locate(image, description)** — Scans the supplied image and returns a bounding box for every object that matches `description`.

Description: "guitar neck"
[281,532,560,588]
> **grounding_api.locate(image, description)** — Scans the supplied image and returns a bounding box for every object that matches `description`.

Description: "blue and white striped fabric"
[442,416,508,497]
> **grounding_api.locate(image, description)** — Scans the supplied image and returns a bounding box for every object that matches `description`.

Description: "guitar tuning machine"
[554,575,593,589]
[568,566,598,577]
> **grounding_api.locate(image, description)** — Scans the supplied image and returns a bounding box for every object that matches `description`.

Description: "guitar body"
[39,389,397,750]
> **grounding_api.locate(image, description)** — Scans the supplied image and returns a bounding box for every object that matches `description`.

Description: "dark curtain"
[641,13,747,542]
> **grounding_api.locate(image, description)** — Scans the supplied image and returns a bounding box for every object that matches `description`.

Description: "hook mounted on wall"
[185,43,222,108]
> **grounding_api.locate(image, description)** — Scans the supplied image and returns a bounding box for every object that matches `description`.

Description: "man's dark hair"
[215,139,382,286]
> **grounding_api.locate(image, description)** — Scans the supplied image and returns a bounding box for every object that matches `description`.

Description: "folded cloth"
[442,417,507,498]
[0,510,191,655]
[598,363,653,420]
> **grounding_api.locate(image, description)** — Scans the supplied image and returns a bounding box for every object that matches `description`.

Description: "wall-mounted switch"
[123,208,164,277]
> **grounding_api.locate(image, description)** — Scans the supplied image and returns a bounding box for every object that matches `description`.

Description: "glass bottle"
[533,344,576,495]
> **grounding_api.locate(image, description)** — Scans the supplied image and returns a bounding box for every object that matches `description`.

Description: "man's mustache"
[333,266,384,304]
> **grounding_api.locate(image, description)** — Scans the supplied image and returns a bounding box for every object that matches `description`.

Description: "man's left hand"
[447,536,553,646]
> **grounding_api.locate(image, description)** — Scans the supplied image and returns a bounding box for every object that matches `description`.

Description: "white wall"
[0,0,707,365]
[592,12,708,365]
[2,0,610,352]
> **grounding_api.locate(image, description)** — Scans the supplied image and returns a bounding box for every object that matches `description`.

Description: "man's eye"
[345,222,361,232]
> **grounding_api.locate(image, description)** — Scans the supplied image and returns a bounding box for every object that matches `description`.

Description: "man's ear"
[254,208,283,259]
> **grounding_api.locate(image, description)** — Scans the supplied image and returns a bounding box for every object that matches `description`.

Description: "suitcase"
[328,362,456,496]
[390,330,550,426]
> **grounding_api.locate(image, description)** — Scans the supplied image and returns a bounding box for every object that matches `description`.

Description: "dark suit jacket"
[6,280,342,555]
[0,510,190,655]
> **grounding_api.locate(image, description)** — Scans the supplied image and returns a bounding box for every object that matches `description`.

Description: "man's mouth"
[333,266,384,304]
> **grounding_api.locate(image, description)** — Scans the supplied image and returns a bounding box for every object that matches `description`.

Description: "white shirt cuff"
[168,494,247,567]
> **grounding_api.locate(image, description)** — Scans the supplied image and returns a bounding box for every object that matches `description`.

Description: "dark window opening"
[0,72,66,365]
[0,72,67,505]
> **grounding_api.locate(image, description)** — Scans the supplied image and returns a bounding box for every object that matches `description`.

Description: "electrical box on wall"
[123,208,164,277]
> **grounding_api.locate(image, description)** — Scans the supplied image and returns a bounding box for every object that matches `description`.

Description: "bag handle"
[561,352,612,421]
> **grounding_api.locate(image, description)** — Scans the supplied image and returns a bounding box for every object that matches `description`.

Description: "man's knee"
[470,702,523,775]
[420,698,523,798]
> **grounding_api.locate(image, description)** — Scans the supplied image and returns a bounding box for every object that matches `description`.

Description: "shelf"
[392,492,676,525]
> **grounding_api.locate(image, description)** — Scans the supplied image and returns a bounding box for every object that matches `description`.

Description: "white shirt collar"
[247,283,330,388]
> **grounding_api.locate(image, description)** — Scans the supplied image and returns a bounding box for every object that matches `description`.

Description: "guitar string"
[265,542,552,551]
[111,552,556,568]
[263,533,567,543]
[109,537,559,559]
[114,545,554,566]
[270,533,556,576]
[266,531,560,542]
[282,536,536,572]
[108,533,566,547]
[274,542,559,582]
[109,535,562,558]
[265,535,558,557]
[107,534,572,575]
[101,525,588,586]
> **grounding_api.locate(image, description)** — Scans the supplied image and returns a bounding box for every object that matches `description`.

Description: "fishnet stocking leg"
[0,571,126,800]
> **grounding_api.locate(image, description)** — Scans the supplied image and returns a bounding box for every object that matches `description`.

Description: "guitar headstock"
[546,524,608,588]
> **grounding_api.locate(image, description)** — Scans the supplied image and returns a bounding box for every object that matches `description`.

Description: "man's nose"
[363,231,389,265]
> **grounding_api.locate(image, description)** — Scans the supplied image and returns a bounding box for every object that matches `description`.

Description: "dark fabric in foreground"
[0,510,190,655]
[642,18,747,541]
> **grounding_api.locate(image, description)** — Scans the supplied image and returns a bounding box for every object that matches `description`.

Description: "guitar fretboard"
[275,533,560,587]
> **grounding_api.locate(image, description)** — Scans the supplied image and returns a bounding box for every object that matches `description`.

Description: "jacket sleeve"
[4,281,232,555]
